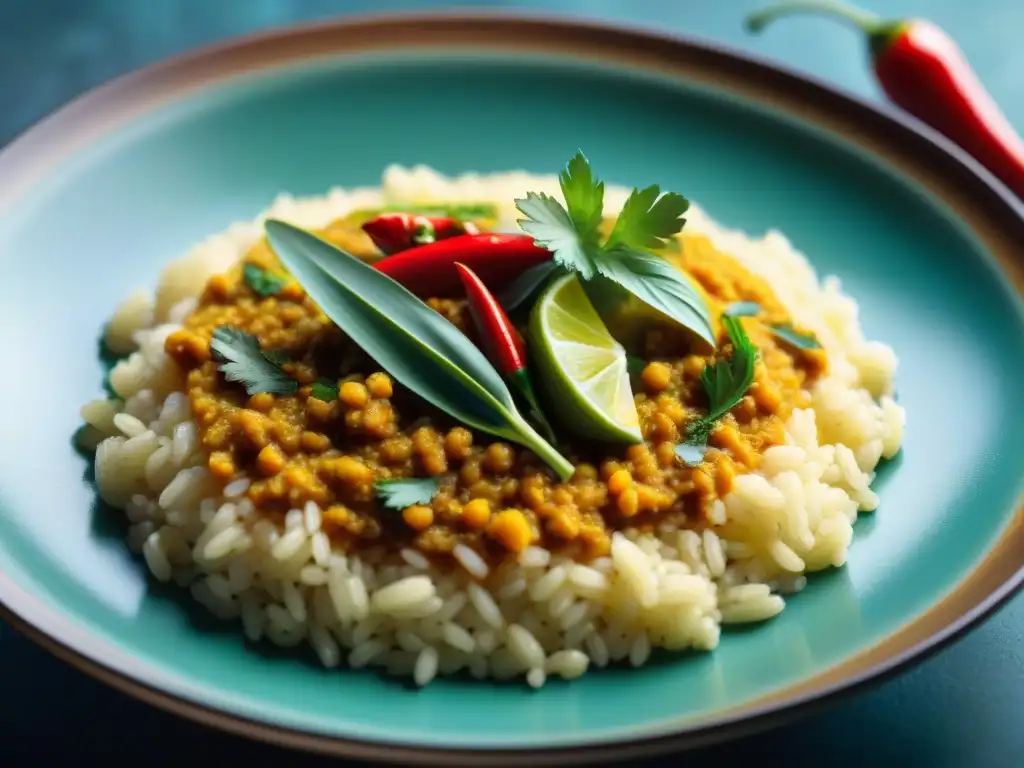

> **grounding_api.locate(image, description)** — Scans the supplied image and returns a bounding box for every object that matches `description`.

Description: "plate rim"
[0,10,1022,765]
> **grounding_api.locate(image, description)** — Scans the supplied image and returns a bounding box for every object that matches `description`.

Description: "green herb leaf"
[517,154,714,349]
[497,260,565,312]
[374,477,442,510]
[210,326,298,395]
[723,301,762,318]
[674,319,758,469]
[243,263,288,297]
[700,315,757,422]
[593,248,716,348]
[626,354,647,376]
[311,379,338,402]
[515,192,602,279]
[675,441,708,468]
[559,150,604,241]
[606,185,689,251]
[770,323,821,350]
[261,348,289,366]
[265,220,575,481]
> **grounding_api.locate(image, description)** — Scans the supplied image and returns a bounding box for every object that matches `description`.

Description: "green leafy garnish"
[699,316,757,422]
[723,301,761,317]
[497,260,565,312]
[264,220,575,481]
[243,263,288,298]
[515,152,714,348]
[626,354,647,376]
[677,316,758,465]
[210,326,297,396]
[560,151,605,239]
[770,323,821,350]
[606,184,689,251]
[310,379,339,402]
[374,477,442,510]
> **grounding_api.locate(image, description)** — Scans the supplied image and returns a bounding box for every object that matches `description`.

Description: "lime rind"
[529,274,643,443]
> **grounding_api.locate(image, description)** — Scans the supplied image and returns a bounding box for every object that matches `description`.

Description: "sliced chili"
[374,233,552,297]
[362,213,474,255]
[455,262,557,444]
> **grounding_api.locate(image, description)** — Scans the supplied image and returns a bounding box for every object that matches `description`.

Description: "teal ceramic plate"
[1,14,1022,765]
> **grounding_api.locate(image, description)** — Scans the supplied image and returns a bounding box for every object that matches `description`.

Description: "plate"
[0,14,1022,765]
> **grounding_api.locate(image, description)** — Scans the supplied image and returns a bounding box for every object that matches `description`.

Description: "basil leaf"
[497,260,564,312]
[723,301,761,317]
[770,323,821,350]
[593,247,716,348]
[265,220,574,481]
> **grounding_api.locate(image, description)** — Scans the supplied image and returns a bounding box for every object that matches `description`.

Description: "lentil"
[165,224,824,560]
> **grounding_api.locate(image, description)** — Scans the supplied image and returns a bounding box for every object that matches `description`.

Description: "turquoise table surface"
[1,1,1022,765]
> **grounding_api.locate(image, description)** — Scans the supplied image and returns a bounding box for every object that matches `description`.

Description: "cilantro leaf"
[310,379,338,402]
[626,354,647,376]
[559,150,604,240]
[700,316,757,422]
[606,185,689,251]
[210,326,297,396]
[723,301,761,318]
[243,263,288,298]
[769,323,821,350]
[675,317,758,468]
[374,477,442,510]
[515,192,602,279]
[594,247,716,347]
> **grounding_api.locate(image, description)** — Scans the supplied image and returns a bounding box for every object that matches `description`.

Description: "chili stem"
[746,0,883,35]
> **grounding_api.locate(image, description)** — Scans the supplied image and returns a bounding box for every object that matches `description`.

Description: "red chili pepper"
[454,262,557,444]
[362,213,474,255]
[374,233,552,298]
[747,1,1024,198]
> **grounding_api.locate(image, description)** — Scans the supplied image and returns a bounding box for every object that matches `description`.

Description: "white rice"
[83,167,905,687]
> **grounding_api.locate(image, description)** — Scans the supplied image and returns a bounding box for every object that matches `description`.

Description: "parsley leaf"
[606,185,689,251]
[701,316,757,422]
[676,316,758,466]
[374,477,442,510]
[516,152,713,348]
[559,150,604,240]
[243,263,288,298]
[310,379,338,402]
[769,323,821,350]
[210,326,297,396]
[516,192,602,279]
[594,247,716,346]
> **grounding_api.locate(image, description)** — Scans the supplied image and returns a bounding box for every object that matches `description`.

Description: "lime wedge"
[529,274,643,444]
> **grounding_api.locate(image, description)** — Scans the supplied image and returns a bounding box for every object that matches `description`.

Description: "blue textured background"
[1,1,1021,765]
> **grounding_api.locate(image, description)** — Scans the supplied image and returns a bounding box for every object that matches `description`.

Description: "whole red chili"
[374,233,552,298]
[454,262,557,443]
[362,212,474,255]
[747,1,1024,198]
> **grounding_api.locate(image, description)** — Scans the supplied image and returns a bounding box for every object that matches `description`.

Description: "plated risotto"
[79,154,904,688]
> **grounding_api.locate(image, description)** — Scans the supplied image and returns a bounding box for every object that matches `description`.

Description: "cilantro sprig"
[374,477,442,510]
[515,152,714,347]
[243,263,288,298]
[210,326,297,396]
[676,316,758,467]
